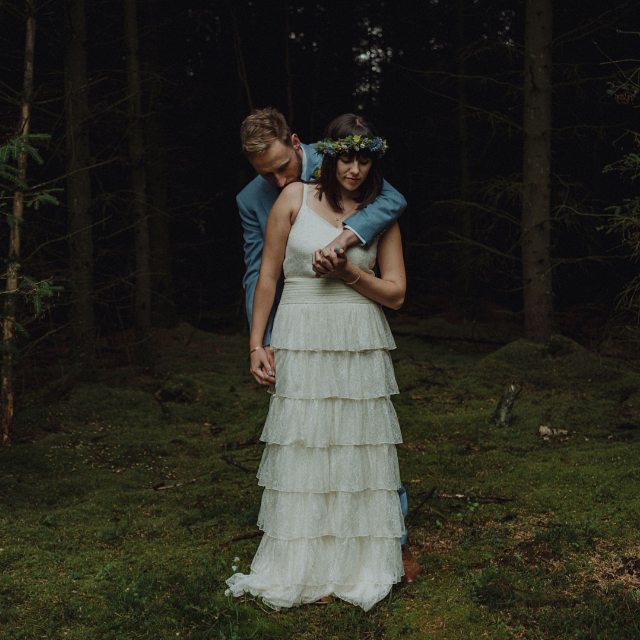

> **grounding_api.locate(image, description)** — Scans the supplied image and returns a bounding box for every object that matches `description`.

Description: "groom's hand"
[249,346,276,386]
[328,228,359,253]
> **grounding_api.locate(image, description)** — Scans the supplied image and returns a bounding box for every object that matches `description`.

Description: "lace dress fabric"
[226,185,404,611]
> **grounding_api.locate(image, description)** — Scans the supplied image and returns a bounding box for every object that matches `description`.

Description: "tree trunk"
[123,0,152,365]
[522,0,553,342]
[284,2,293,127]
[456,0,473,302]
[145,98,175,328]
[145,111,175,328]
[142,8,175,328]
[229,2,253,111]
[1,0,36,445]
[64,0,95,369]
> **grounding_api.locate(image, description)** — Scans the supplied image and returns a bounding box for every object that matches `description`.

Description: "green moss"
[1,326,639,638]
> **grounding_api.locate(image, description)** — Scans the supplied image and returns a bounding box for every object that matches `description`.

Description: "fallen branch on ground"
[221,453,253,473]
[407,486,438,528]
[152,471,214,491]
[224,434,261,449]
[438,492,514,503]
[228,530,263,543]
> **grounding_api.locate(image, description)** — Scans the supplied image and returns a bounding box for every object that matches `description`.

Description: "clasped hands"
[311,241,349,279]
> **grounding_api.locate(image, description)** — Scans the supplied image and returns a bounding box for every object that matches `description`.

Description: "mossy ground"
[1,322,639,639]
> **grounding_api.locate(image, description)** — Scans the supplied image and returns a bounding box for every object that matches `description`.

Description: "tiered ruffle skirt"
[226,278,404,611]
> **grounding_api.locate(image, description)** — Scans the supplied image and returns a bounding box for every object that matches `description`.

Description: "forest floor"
[2,317,640,640]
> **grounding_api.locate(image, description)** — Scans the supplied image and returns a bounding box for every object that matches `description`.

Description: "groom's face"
[249,134,303,190]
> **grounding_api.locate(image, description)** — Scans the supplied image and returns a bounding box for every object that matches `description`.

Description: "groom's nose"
[275,175,288,188]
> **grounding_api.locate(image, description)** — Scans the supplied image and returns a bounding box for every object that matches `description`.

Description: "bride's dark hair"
[316,113,384,213]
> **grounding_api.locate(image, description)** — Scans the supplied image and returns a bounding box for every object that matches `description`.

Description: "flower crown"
[315,134,388,159]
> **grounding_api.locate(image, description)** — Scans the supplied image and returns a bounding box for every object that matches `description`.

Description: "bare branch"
[400,71,522,131]
[448,231,520,262]
[553,2,635,47]
[434,197,519,225]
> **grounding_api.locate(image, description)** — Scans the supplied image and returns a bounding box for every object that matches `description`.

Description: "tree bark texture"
[522,0,553,342]
[284,2,294,127]
[229,2,253,111]
[456,0,473,300]
[123,0,152,365]
[145,122,174,327]
[145,104,175,329]
[64,0,95,368]
[1,0,36,445]
[142,12,176,328]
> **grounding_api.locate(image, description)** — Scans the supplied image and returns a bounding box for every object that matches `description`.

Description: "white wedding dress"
[226,184,404,611]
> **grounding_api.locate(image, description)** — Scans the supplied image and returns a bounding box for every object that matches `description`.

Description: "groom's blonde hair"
[240,107,292,156]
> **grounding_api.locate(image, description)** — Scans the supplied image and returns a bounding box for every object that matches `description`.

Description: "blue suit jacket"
[237,142,407,345]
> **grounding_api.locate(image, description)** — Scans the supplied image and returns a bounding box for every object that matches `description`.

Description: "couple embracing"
[226,107,419,611]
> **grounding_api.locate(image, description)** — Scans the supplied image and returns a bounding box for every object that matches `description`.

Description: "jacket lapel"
[301,142,322,181]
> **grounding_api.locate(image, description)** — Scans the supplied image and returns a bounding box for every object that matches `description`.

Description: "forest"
[1,1,639,638]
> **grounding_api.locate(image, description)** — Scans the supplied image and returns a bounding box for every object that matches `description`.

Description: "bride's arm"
[320,222,406,310]
[249,183,301,384]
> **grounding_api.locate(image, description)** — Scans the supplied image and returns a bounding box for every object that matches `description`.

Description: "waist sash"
[280,276,372,304]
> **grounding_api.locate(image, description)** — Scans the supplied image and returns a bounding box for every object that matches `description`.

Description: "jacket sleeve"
[237,191,278,345]
[343,179,407,245]
[237,192,263,329]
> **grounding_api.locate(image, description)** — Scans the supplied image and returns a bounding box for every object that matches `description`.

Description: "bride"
[226,113,406,611]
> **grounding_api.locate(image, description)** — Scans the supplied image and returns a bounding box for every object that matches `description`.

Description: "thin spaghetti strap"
[299,182,310,216]
[290,182,308,226]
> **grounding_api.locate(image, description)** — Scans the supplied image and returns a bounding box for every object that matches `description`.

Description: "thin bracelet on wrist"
[249,346,263,354]
[344,272,361,286]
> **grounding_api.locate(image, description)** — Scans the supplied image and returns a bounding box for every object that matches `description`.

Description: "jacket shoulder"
[237,175,273,206]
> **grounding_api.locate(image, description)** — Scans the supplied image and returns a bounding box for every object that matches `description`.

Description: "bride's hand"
[250,347,275,386]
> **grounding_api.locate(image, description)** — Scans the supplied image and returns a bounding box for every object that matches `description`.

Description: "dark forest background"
[1,0,639,439]
[3,5,640,636]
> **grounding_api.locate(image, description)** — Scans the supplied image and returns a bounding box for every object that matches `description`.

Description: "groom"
[237,106,420,582]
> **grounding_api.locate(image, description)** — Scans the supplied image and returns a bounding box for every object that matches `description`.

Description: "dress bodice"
[283,184,378,280]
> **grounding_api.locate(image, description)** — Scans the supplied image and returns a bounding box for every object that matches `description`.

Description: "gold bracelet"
[344,272,361,286]
[249,346,263,354]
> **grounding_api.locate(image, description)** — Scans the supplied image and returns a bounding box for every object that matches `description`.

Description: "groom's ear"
[290,133,301,150]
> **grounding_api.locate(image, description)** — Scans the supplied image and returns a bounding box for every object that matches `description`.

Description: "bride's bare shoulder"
[274,181,302,206]
[274,182,305,221]
[281,181,304,198]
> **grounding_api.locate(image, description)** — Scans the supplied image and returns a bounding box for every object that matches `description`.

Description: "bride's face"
[336,154,372,194]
